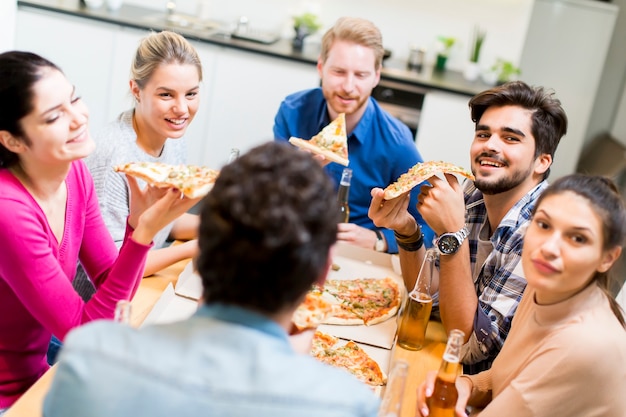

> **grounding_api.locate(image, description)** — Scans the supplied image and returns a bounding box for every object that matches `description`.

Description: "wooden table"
[5,257,448,417]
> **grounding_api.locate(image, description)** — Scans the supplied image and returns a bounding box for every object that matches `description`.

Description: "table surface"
[5,256,448,417]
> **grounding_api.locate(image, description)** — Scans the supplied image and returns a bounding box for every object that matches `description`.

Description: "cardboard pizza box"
[318,242,405,350]
[141,283,199,327]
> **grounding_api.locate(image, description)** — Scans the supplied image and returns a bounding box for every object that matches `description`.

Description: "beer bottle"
[427,329,465,417]
[227,147,240,163]
[337,167,352,223]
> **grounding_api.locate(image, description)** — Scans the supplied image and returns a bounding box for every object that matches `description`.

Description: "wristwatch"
[436,225,469,255]
[374,230,386,252]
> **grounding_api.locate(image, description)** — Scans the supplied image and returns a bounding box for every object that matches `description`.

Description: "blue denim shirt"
[274,88,434,252]
[43,304,380,417]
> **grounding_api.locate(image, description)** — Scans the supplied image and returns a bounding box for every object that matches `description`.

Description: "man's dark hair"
[197,142,338,314]
[469,81,568,179]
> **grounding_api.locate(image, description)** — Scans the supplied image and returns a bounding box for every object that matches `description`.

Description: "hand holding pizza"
[126,175,203,245]
[417,174,466,236]
[369,187,418,238]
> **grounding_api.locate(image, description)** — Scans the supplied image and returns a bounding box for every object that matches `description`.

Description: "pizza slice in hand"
[383,160,475,200]
[288,113,349,166]
[114,162,219,199]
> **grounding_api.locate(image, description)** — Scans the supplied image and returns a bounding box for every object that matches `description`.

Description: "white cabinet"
[15,8,118,131]
[416,90,474,169]
[14,7,318,169]
[200,47,319,168]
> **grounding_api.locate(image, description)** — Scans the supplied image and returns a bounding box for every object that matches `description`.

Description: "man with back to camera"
[369,81,568,374]
[274,16,433,254]
[43,142,380,417]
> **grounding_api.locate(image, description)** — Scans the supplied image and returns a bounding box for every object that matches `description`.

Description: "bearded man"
[368,81,568,374]
[274,16,433,254]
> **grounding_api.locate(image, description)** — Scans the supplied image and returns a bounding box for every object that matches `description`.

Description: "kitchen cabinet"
[14,6,318,169]
[416,90,474,169]
[15,8,118,131]
[200,47,319,167]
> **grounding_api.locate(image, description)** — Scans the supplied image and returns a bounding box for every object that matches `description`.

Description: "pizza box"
[141,283,199,327]
[318,242,405,350]
[174,262,203,300]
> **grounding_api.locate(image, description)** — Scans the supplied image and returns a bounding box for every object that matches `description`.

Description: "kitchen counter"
[17,0,492,97]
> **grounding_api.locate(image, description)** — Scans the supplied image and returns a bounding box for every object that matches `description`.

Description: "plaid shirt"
[459,180,548,374]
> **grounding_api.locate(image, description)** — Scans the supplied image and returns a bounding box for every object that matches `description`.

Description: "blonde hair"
[131,31,202,89]
[320,17,384,70]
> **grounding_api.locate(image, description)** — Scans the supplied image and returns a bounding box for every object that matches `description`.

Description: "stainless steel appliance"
[372,79,427,139]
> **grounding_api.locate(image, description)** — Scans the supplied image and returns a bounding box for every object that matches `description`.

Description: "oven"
[372,79,427,140]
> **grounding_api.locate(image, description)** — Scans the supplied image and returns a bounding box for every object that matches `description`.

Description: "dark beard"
[474,166,532,195]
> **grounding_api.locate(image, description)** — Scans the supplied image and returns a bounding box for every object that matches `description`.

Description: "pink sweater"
[465,283,626,416]
[0,160,151,408]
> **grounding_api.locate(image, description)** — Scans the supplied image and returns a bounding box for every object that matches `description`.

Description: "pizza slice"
[383,160,475,200]
[288,113,349,166]
[321,277,401,326]
[292,289,337,331]
[311,331,386,387]
[114,162,219,199]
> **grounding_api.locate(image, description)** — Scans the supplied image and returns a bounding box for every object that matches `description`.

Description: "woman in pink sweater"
[418,174,626,417]
[0,51,201,410]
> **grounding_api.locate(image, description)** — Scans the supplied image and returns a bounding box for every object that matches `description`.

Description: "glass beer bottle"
[396,248,436,350]
[427,329,465,417]
[337,167,352,223]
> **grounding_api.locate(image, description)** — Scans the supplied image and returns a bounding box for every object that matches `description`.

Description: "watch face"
[437,234,460,254]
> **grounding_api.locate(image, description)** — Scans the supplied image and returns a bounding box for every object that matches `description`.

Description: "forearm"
[142,240,197,277]
[438,244,477,340]
[169,212,199,241]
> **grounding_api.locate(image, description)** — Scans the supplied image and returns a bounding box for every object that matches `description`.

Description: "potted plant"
[292,12,322,51]
[463,26,486,81]
[493,59,521,84]
[482,58,521,85]
[435,36,456,72]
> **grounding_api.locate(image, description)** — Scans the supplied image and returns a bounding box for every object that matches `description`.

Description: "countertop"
[17,0,493,96]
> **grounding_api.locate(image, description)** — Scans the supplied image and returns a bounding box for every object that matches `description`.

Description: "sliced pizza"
[114,162,219,199]
[321,277,401,326]
[288,113,349,166]
[292,289,337,331]
[311,331,386,387]
[383,160,475,200]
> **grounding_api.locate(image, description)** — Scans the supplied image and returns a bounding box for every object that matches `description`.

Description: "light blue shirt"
[43,304,380,417]
[274,88,434,253]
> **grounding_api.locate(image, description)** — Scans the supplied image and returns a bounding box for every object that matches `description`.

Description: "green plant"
[491,58,521,83]
[293,12,322,34]
[469,26,486,63]
[437,36,456,57]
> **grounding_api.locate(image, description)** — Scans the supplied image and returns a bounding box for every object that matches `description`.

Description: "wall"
[586,0,626,149]
[123,0,533,72]
[0,0,17,52]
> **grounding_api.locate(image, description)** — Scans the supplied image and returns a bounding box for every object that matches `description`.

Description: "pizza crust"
[288,137,350,166]
[322,304,399,326]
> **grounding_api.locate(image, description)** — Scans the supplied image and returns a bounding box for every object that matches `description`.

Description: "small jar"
[407,46,425,72]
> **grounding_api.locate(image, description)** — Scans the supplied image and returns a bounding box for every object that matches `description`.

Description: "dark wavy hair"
[196,142,338,314]
[0,51,61,167]
[469,81,568,179]
[532,174,626,328]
